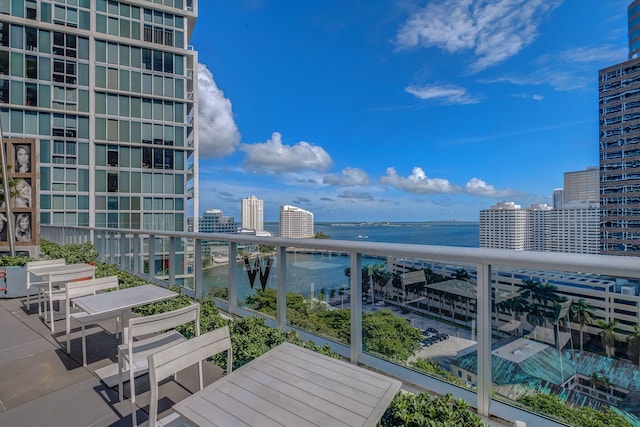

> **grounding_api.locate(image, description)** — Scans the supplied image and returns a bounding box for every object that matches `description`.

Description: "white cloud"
[511,93,544,101]
[324,167,370,186]
[380,167,459,194]
[464,177,517,197]
[483,45,628,91]
[405,84,479,104]
[395,0,562,73]
[240,132,333,174]
[197,63,241,158]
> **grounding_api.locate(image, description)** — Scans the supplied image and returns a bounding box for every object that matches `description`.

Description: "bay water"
[203,222,479,302]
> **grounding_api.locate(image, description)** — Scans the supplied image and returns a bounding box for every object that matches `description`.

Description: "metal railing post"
[194,238,202,297]
[277,245,287,329]
[228,242,237,313]
[477,262,492,417]
[350,252,362,363]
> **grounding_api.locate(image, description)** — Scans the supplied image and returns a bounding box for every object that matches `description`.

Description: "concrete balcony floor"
[0,296,511,427]
[0,297,225,426]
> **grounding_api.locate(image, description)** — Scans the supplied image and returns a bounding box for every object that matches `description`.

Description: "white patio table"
[72,284,177,319]
[72,284,178,385]
[173,342,402,427]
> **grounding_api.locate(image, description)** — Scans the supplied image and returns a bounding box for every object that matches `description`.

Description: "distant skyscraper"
[241,196,263,231]
[279,205,313,238]
[553,189,564,209]
[598,1,640,256]
[563,167,599,206]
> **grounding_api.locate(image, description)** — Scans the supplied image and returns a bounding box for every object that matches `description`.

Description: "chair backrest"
[147,326,232,426]
[66,275,119,300]
[26,258,66,272]
[128,303,200,343]
[48,265,96,285]
[25,259,66,289]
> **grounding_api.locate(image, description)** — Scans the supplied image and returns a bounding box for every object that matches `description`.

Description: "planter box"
[0,266,27,298]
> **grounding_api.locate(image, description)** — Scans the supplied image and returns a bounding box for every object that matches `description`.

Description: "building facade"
[241,195,263,231]
[0,0,198,233]
[479,202,528,250]
[199,208,238,234]
[279,204,313,238]
[598,1,640,256]
[563,167,599,206]
[480,200,599,255]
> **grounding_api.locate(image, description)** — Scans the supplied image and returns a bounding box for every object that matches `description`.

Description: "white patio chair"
[65,276,120,366]
[147,326,232,427]
[41,265,96,333]
[117,303,200,426]
[25,258,65,313]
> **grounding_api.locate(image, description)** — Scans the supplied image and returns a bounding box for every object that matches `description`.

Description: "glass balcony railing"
[40,225,640,427]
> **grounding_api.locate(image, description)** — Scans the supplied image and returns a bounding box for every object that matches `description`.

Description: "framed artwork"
[14,144,31,173]
[11,178,31,208]
[14,213,31,242]
[0,138,38,254]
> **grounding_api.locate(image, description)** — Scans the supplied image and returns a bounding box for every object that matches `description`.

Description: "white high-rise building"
[545,208,599,254]
[279,205,313,238]
[241,196,263,231]
[479,202,528,250]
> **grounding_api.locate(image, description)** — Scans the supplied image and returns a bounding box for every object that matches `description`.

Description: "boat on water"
[357,235,369,239]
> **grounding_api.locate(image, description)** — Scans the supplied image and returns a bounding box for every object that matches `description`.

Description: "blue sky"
[190,0,629,222]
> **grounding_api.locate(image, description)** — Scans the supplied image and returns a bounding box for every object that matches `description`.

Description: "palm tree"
[596,319,618,357]
[519,279,541,305]
[627,324,640,366]
[571,299,595,351]
[589,371,613,396]
[453,268,469,280]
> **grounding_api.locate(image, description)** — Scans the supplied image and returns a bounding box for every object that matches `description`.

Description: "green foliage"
[314,231,330,239]
[40,240,99,264]
[409,358,467,388]
[379,393,487,427]
[216,316,337,371]
[0,254,33,266]
[242,289,423,360]
[208,287,229,300]
[516,393,633,427]
[259,245,275,253]
[363,309,422,361]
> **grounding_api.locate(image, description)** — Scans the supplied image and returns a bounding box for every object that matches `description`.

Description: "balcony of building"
[5,225,640,426]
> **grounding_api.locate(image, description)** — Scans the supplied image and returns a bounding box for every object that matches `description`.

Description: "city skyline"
[191,1,629,222]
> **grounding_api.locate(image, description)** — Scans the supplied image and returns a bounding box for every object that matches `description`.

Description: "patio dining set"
[24,259,402,426]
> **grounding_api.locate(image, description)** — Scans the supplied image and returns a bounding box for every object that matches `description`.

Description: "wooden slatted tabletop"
[173,342,402,427]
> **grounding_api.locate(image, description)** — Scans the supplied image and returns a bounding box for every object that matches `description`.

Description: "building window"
[107,172,118,192]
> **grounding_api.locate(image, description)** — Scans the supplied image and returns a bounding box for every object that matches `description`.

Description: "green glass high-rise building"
[0,0,199,233]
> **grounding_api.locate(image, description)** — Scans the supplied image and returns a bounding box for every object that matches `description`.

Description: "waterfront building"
[598,0,640,256]
[479,202,527,250]
[0,1,199,233]
[481,167,600,255]
[279,204,313,238]
[241,195,263,231]
[199,208,238,234]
